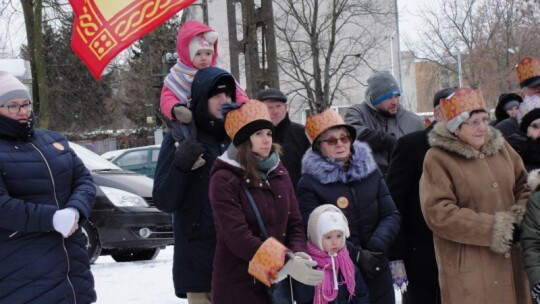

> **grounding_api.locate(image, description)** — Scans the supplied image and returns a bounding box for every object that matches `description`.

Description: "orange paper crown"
[248,237,288,287]
[225,100,272,145]
[305,109,356,143]
[516,57,540,88]
[440,87,486,122]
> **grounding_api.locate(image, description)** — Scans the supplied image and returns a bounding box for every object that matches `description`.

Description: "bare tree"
[273,0,394,114]
[406,0,540,108]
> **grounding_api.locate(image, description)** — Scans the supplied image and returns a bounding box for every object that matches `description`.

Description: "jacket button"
[504,252,510,258]
[479,154,485,159]
[492,182,498,188]
[278,195,281,198]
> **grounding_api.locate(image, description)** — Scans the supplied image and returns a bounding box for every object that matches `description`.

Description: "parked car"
[69,142,173,263]
[101,145,161,178]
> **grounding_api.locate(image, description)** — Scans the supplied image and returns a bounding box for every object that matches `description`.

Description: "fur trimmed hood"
[528,169,540,192]
[428,122,505,159]
[301,141,377,184]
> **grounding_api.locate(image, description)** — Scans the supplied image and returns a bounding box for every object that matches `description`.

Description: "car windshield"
[69,142,124,171]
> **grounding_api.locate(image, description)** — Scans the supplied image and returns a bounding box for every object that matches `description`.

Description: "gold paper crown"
[516,57,540,87]
[224,99,272,143]
[440,87,486,122]
[305,109,356,143]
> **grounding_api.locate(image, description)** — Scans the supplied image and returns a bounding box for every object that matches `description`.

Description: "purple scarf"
[307,242,356,304]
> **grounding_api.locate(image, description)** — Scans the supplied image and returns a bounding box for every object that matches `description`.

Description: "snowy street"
[92,246,401,303]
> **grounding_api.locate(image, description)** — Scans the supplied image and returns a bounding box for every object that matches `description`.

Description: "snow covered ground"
[92,246,401,303]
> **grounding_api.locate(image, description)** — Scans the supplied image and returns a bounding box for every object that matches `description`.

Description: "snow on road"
[92,246,401,303]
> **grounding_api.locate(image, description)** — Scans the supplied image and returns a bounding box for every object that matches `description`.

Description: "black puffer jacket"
[0,115,96,303]
[297,141,400,304]
[153,67,231,297]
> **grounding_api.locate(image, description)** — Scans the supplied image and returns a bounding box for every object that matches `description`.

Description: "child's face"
[322,230,344,254]
[193,50,214,69]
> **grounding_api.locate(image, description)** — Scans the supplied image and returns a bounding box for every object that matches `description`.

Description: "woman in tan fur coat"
[419,88,531,304]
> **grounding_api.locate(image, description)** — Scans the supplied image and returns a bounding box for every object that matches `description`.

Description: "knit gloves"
[173,105,192,124]
[52,207,79,238]
[533,283,540,304]
[173,139,205,172]
[276,251,324,286]
[354,246,383,279]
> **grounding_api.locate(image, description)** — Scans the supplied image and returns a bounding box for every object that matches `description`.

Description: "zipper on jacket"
[30,142,78,304]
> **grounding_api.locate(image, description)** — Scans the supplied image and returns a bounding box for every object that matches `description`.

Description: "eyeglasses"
[321,135,350,146]
[461,116,490,128]
[530,123,540,129]
[1,101,32,114]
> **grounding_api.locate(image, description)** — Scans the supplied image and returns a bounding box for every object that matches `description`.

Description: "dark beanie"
[208,75,236,100]
[256,88,287,103]
[433,87,457,108]
[366,71,400,106]
[520,108,540,133]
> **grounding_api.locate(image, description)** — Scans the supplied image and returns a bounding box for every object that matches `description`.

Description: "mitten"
[356,247,383,279]
[533,283,540,304]
[173,139,205,172]
[53,207,79,238]
[173,105,192,124]
[277,253,323,286]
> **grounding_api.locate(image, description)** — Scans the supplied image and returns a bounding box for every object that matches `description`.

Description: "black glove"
[512,223,521,245]
[173,139,205,172]
[355,247,383,279]
[532,283,540,304]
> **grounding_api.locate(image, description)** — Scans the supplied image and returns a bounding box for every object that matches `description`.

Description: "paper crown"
[516,57,540,88]
[305,109,356,143]
[248,237,288,287]
[224,99,273,146]
[440,87,486,123]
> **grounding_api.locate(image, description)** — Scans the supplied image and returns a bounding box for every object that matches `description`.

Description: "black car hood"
[91,171,153,198]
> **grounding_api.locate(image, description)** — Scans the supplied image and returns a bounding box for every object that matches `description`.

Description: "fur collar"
[428,123,505,159]
[301,141,377,184]
[528,169,540,192]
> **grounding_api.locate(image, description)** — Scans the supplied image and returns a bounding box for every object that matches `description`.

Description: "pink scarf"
[307,242,356,304]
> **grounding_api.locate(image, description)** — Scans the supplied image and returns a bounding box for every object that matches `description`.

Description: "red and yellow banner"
[69,0,196,80]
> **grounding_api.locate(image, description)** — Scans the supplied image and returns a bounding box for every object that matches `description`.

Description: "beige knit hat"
[0,71,31,106]
[307,204,350,251]
[189,31,218,62]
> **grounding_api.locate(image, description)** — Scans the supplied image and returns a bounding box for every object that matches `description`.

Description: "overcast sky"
[1,1,426,59]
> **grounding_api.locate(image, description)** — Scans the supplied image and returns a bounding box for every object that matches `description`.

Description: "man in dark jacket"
[153,67,234,303]
[344,71,423,176]
[386,87,456,304]
[256,88,310,189]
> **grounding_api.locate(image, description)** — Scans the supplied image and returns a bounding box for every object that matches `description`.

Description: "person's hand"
[173,139,205,172]
[53,207,79,238]
[356,248,383,279]
[276,252,323,286]
[173,105,192,124]
[532,283,540,304]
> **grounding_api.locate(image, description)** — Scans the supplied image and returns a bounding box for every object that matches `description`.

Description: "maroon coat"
[209,154,307,304]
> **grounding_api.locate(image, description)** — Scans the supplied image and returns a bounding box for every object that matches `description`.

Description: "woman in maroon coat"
[209,100,323,303]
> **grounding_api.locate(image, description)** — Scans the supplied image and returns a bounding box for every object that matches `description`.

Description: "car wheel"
[111,248,161,262]
[81,220,102,264]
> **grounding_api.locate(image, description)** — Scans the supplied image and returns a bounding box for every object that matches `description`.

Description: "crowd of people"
[4,17,540,304]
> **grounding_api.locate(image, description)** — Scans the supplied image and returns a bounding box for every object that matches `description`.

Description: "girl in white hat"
[307,204,369,304]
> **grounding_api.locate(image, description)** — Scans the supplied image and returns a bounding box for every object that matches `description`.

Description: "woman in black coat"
[297,109,400,304]
[0,71,96,303]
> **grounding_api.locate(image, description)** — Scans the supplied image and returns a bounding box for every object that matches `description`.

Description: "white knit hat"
[189,31,218,62]
[0,70,31,106]
[307,204,350,251]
